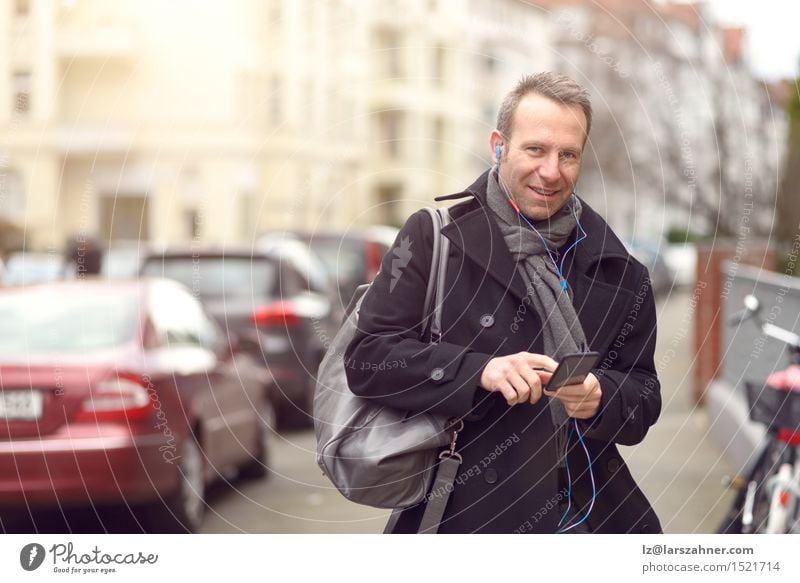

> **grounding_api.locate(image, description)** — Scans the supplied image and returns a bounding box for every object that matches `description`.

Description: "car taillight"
[75,374,153,423]
[777,429,800,446]
[251,301,300,327]
[366,242,382,282]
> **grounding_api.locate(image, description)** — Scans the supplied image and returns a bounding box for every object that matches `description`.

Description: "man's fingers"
[508,371,531,404]
[522,352,558,372]
[536,370,553,389]
[497,381,519,406]
[518,367,543,404]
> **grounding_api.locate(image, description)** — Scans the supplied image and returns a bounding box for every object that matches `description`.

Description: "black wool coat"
[344,171,662,534]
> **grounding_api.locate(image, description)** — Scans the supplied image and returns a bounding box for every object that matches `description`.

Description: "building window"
[184,208,201,240]
[269,0,281,24]
[0,169,26,222]
[377,111,403,159]
[15,0,30,16]
[239,192,255,239]
[13,72,31,116]
[376,184,402,227]
[482,53,496,74]
[100,194,150,241]
[270,77,282,126]
[433,46,447,85]
[432,117,445,164]
[374,28,403,78]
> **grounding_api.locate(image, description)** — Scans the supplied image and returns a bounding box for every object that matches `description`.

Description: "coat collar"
[438,171,636,352]
[438,170,629,301]
[438,173,529,302]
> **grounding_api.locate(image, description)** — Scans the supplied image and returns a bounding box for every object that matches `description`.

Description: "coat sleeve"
[344,209,494,419]
[579,269,662,446]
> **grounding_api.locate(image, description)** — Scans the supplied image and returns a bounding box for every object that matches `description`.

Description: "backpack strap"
[421,207,451,343]
[417,208,461,534]
[383,207,459,535]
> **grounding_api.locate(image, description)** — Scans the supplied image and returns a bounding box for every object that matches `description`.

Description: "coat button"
[626,406,636,422]
[430,368,444,381]
[479,314,495,328]
[639,524,650,533]
[607,457,621,473]
[484,468,498,484]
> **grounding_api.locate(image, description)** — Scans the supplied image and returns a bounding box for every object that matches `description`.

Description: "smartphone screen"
[545,351,601,390]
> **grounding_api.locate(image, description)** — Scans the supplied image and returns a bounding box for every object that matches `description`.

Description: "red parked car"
[0,279,276,532]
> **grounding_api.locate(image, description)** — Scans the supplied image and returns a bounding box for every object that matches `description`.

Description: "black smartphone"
[545,351,601,390]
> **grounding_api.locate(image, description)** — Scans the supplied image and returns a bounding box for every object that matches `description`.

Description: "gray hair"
[496,72,592,143]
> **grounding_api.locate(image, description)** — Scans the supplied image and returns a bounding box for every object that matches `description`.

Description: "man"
[344,72,661,534]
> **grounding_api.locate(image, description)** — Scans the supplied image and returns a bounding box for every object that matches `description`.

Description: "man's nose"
[537,153,560,182]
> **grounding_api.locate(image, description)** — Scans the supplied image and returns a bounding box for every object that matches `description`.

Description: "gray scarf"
[485,168,588,458]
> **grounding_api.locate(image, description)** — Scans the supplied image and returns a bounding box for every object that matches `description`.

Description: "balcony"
[56,23,138,61]
[54,125,134,156]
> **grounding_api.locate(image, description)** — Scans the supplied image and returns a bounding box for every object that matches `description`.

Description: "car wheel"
[239,397,276,480]
[140,434,206,533]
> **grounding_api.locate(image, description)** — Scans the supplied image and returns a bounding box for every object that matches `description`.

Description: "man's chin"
[519,205,558,222]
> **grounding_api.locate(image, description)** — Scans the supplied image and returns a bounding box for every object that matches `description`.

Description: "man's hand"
[542,372,602,419]
[479,352,557,406]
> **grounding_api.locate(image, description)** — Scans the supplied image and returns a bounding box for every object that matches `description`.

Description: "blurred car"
[2,252,65,286]
[141,245,338,427]
[624,240,674,298]
[0,279,275,532]
[100,242,150,280]
[274,226,399,307]
[663,243,697,288]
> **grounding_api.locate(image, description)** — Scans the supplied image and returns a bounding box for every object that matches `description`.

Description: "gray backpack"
[314,207,460,512]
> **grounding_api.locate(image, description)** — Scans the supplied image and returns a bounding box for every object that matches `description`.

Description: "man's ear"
[489,130,504,164]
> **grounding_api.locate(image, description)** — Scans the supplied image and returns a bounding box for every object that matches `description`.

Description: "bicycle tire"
[746,439,783,533]
[717,438,780,534]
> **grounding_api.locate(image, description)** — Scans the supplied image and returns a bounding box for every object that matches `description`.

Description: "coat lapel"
[441,204,530,304]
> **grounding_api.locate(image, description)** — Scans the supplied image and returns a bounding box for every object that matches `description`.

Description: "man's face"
[491,93,587,221]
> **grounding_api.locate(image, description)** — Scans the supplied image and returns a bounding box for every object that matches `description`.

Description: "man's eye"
[527,147,542,154]
[560,152,577,160]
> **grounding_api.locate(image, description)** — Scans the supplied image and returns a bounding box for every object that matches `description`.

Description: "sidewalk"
[621,289,736,533]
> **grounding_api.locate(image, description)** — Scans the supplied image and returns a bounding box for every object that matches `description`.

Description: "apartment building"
[0,0,368,250]
[0,0,555,250]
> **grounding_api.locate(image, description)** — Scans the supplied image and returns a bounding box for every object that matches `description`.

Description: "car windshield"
[0,287,140,356]
[141,256,277,300]
[2,254,65,286]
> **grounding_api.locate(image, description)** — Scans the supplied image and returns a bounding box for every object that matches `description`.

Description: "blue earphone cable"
[493,153,597,531]
[557,418,597,533]
[495,164,586,292]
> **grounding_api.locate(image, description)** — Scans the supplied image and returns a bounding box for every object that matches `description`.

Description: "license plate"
[0,390,44,420]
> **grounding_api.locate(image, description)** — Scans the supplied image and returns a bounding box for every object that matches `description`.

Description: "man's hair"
[496,72,592,143]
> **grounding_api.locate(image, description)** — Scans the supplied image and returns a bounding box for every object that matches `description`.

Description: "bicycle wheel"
[745,439,783,533]
[717,438,779,534]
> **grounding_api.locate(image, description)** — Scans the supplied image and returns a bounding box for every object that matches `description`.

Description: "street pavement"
[202,289,737,534]
[620,288,735,533]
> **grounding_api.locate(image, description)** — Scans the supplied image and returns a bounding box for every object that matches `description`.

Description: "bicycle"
[717,294,800,534]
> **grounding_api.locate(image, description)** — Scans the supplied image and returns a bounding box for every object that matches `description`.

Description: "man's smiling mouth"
[529,186,558,197]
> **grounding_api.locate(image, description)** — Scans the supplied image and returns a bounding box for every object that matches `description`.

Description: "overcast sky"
[706,0,800,80]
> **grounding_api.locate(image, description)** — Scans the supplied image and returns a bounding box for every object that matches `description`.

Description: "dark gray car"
[140,246,338,427]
